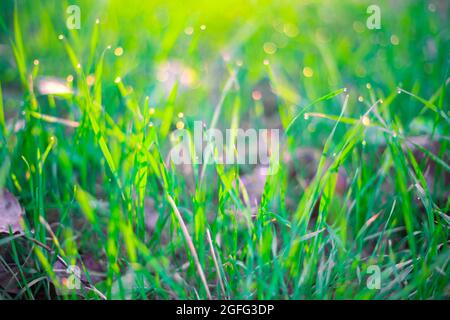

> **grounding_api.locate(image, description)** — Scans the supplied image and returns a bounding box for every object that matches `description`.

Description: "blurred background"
[0,0,448,128]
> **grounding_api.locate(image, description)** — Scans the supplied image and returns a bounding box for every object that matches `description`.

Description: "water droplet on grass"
[302,67,314,78]
[362,115,370,126]
[252,90,262,101]
[176,121,185,130]
[114,47,124,56]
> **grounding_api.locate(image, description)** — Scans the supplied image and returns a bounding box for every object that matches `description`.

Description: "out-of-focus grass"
[0,0,448,299]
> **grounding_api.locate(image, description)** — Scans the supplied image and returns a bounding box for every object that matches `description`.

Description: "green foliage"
[0,0,448,299]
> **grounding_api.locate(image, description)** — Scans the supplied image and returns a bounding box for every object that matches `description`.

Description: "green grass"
[0,0,448,299]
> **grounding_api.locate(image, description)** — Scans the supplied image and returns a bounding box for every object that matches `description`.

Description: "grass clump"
[0,0,448,299]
